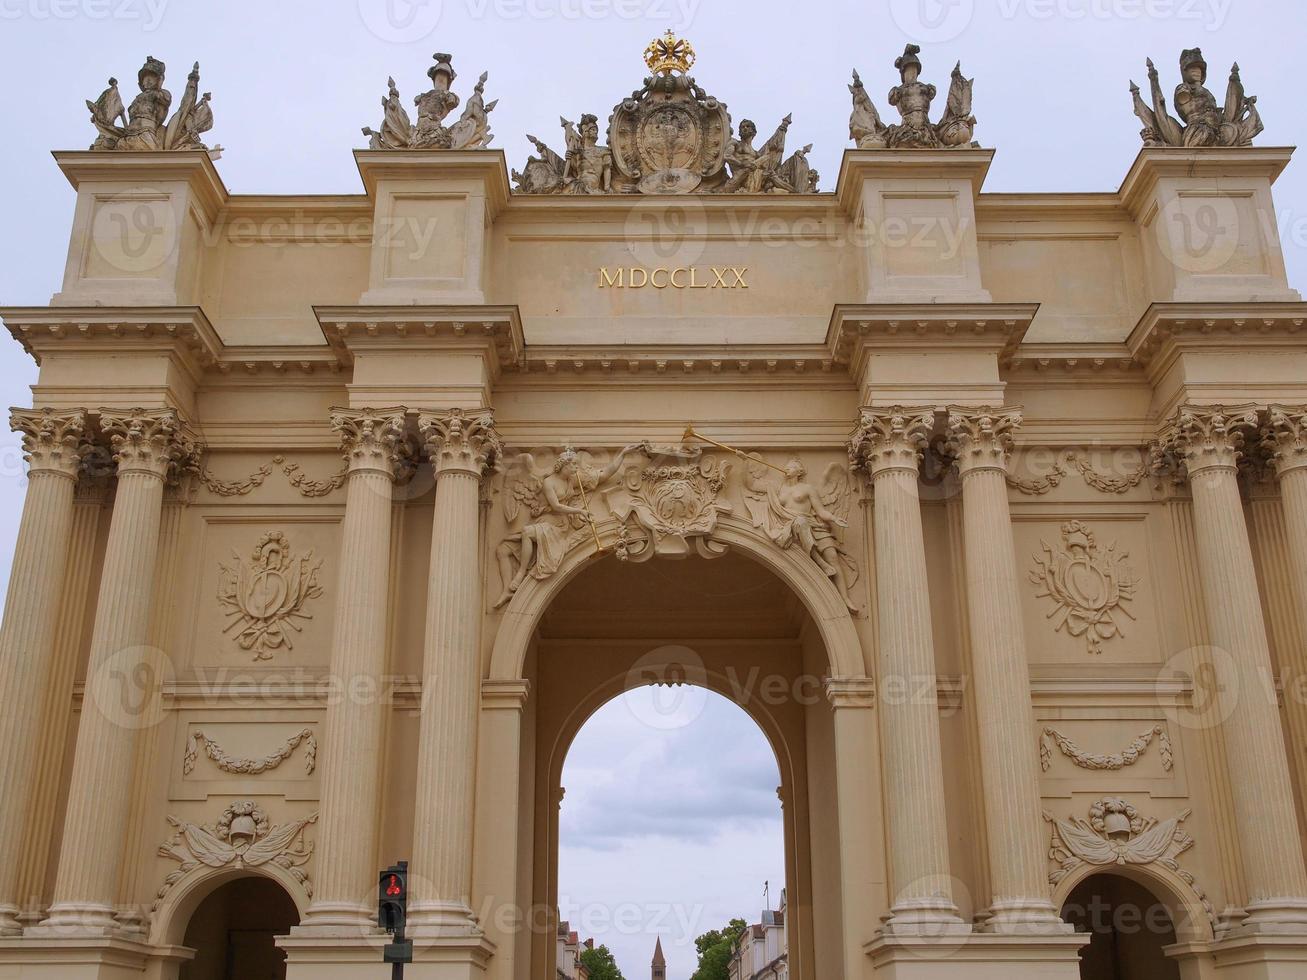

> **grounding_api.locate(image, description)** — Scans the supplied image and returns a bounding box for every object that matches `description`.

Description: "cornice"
[1006,343,1144,382]
[834,147,994,213]
[501,192,840,223]
[826,303,1037,369]
[975,192,1128,224]
[1117,146,1295,216]
[53,149,229,223]
[1,305,222,367]
[0,306,350,379]
[519,343,838,378]
[1125,301,1307,375]
[353,149,512,214]
[313,305,525,378]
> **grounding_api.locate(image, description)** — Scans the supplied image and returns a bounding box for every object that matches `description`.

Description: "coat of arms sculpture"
[513,31,816,195]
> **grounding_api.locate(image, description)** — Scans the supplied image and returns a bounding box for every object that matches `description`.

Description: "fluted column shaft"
[947,408,1064,933]
[41,409,194,934]
[1267,407,1307,676]
[411,409,499,933]
[1168,406,1307,930]
[304,408,409,928]
[851,409,964,934]
[0,410,87,933]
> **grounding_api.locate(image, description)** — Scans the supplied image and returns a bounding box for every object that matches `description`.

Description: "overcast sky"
[1,1,1305,977]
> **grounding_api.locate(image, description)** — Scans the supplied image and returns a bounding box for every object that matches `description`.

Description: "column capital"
[418,408,501,478]
[1264,405,1307,478]
[1157,404,1260,477]
[849,407,934,477]
[945,406,1022,476]
[329,406,412,479]
[824,676,877,709]
[10,407,88,479]
[98,408,200,482]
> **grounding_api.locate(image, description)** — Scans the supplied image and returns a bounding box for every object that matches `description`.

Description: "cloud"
[560,688,783,848]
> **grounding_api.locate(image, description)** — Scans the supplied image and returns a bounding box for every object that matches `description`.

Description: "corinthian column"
[850,408,966,935]
[39,409,196,934]
[411,408,500,934]
[1163,406,1307,931]
[946,408,1065,933]
[0,409,87,934]
[302,408,410,929]
[1266,407,1307,648]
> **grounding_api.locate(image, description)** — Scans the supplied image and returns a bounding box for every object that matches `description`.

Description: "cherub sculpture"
[511,114,613,194]
[494,445,641,606]
[1130,48,1262,147]
[719,116,816,193]
[87,57,216,154]
[743,458,860,612]
[848,44,976,149]
[363,53,497,150]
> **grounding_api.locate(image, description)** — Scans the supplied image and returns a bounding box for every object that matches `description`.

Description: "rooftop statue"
[848,44,977,149]
[87,56,218,156]
[1130,48,1262,147]
[513,31,818,194]
[362,53,497,150]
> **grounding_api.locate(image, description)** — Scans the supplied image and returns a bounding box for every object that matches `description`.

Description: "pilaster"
[945,407,1069,934]
[299,407,413,931]
[850,408,966,936]
[1158,405,1307,934]
[409,409,501,940]
[0,409,88,933]
[34,408,199,937]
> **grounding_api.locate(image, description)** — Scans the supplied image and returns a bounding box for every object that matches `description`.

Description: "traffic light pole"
[380,861,414,977]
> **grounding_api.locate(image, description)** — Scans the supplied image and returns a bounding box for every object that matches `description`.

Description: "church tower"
[651,937,666,980]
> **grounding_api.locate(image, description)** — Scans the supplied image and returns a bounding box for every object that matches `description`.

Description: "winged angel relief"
[153,801,317,910]
[1030,521,1137,655]
[744,459,860,613]
[494,446,641,607]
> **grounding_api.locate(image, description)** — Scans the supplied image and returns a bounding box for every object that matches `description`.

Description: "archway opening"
[558,686,786,980]
[517,550,849,980]
[1060,873,1180,980]
[180,875,300,980]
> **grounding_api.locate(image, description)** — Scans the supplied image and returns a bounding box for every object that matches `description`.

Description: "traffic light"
[378,861,408,936]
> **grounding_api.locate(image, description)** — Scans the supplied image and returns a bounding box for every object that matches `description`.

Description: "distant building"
[651,936,667,980]
[557,921,592,980]
[728,891,788,980]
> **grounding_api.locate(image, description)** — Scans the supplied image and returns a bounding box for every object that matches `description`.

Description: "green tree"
[690,918,747,980]
[580,943,626,980]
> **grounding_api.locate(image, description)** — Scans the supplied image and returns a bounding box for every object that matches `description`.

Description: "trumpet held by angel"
[493,445,642,606]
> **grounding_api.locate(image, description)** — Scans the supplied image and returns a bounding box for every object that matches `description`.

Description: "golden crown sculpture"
[643,29,695,75]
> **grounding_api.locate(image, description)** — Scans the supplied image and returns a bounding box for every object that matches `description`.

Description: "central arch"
[488,515,867,683]
[477,520,880,980]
